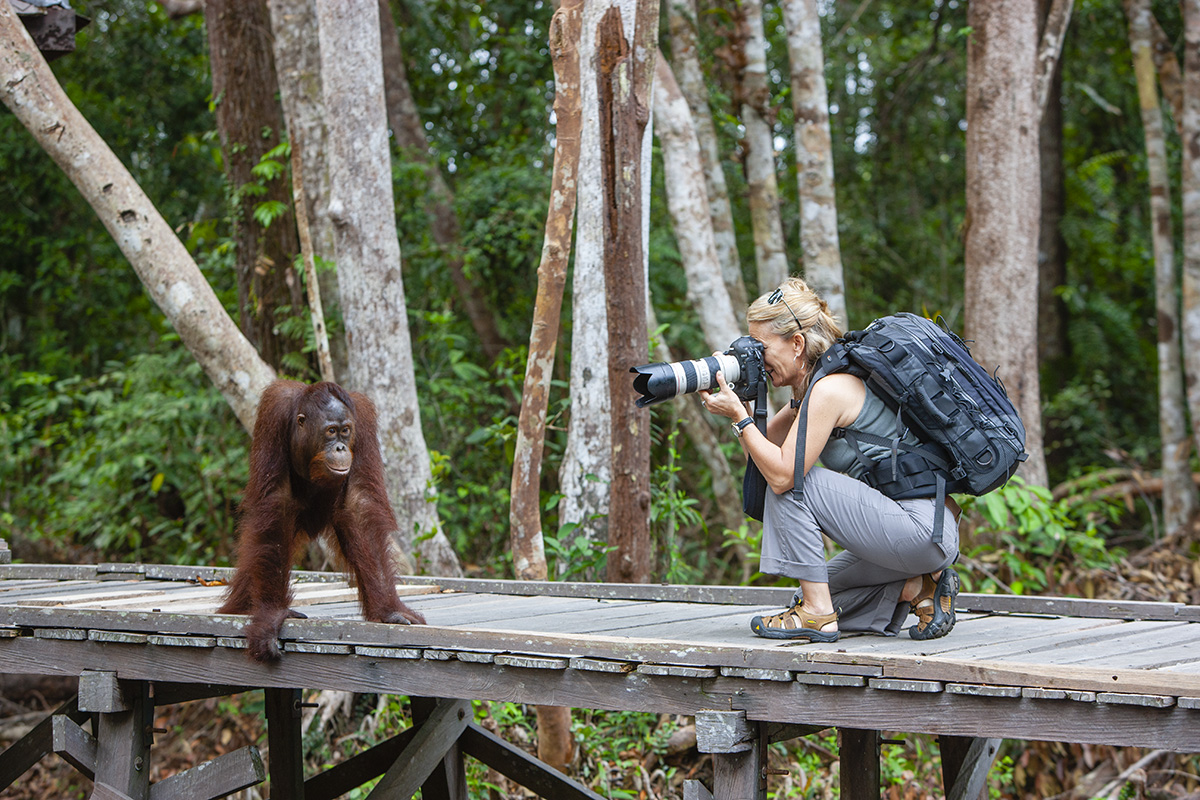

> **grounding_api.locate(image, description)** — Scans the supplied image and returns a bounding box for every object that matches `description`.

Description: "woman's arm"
[708,372,865,494]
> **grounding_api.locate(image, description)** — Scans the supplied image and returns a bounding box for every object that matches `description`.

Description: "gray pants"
[760,466,959,635]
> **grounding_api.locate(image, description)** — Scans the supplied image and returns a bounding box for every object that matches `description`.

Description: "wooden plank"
[794,674,866,688]
[459,723,605,800]
[720,666,792,682]
[304,728,416,800]
[711,722,765,800]
[1177,697,1200,710]
[494,655,569,670]
[148,745,264,800]
[637,665,719,679]
[945,684,1022,699]
[355,645,422,660]
[6,636,1200,750]
[90,631,150,645]
[695,711,754,754]
[0,697,86,791]
[1096,693,1175,708]
[854,615,1124,659]
[148,635,217,648]
[92,783,136,800]
[80,670,129,713]
[942,736,1002,800]
[976,621,1195,666]
[869,678,944,693]
[1020,687,1096,702]
[682,780,714,800]
[266,688,304,800]
[285,642,352,655]
[152,683,253,706]
[569,658,634,673]
[924,618,1179,663]
[50,716,97,779]
[34,628,87,640]
[368,698,470,799]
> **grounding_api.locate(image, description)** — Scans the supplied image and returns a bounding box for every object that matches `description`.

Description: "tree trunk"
[266,0,347,379]
[599,1,657,585]
[666,0,747,311]
[206,0,304,371]
[737,0,789,294]
[511,1,583,586]
[558,0,624,572]
[1034,0,1074,118]
[1150,13,1184,138]
[315,0,461,576]
[377,0,509,364]
[1182,0,1200,459]
[1132,0,1198,533]
[1038,0,1069,376]
[780,0,847,328]
[653,52,741,351]
[964,0,1049,488]
[0,2,275,431]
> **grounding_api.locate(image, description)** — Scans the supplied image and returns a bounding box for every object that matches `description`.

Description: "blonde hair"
[747,277,843,393]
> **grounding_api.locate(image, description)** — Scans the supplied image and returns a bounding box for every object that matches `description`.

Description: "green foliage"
[0,345,247,564]
[958,478,1122,595]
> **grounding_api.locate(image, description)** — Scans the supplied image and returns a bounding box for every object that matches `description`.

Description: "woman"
[702,277,960,642]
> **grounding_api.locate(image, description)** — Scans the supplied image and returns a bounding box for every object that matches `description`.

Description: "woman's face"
[748,321,804,389]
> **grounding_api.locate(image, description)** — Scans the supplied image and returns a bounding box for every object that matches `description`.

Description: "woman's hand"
[701,370,751,421]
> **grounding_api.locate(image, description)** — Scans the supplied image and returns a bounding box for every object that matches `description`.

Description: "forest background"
[2,0,1199,797]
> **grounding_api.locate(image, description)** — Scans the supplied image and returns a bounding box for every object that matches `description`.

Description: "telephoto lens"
[630,353,742,408]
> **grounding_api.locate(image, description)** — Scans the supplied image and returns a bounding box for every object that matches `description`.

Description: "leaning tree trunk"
[378,0,509,364]
[653,52,742,351]
[0,3,275,430]
[1129,0,1198,533]
[206,0,304,371]
[737,0,789,294]
[267,0,347,379]
[599,1,658,586]
[315,0,461,576]
[780,0,847,329]
[964,0,1049,489]
[1181,0,1200,461]
[1037,0,1070,378]
[666,0,747,311]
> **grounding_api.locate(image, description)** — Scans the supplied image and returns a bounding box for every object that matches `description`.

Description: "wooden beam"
[409,697,467,800]
[51,716,97,780]
[0,696,86,790]
[367,698,470,799]
[940,736,1002,800]
[265,688,304,800]
[80,670,129,713]
[304,728,417,800]
[696,712,765,800]
[459,722,605,800]
[92,783,136,800]
[682,780,714,800]
[92,680,152,800]
[148,745,265,800]
[839,728,880,800]
[152,683,253,706]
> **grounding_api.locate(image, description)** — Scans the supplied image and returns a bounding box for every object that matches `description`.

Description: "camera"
[631,336,766,408]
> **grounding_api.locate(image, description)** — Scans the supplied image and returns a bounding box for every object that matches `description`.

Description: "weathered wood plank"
[304,728,416,800]
[839,728,879,800]
[459,723,605,800]
[92,680,151,800]
[368,698,470,799]
[265,688,304,800]
[148,745,264,800]
[0,697,86,791]
[945,683,1022,699]
[50,715,97,779]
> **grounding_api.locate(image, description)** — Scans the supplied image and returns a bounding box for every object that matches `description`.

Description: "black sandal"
[909,567,959,640]
[750,605,839,642]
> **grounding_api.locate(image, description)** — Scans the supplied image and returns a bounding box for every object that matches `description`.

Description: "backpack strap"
[791,372,951,545]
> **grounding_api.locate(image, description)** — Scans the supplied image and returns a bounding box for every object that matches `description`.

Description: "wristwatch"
[732,417,754,437]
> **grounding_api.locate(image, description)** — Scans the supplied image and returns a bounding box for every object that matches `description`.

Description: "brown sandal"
[909,567,959,640]
[750,605,839,642]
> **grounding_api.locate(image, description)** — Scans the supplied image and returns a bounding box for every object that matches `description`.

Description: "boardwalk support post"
[266,687,306,800]
[695,710,767,800]
[940,735,1003,800]
[839,728,880,800]
[91,679,152,800]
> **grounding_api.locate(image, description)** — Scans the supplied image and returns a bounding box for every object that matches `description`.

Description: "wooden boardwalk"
[0,563,1197,799]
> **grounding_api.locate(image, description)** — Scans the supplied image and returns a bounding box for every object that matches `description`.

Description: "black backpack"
[745,313,1027,542]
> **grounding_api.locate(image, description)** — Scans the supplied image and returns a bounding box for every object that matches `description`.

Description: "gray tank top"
[818,380,921,480]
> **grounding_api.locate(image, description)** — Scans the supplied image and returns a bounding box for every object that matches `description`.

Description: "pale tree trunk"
[737,0,789,294]
[206,0,304,371]
[0,3,275,430]
[599,1,658,585]
[1181,0,1200,459]
[1129,0,1198,533]
[316,0,461,576]
[1034,0,1074,119]
[557,0,622,571]
[653,52,741,351]
[267,0,347,379]
[780,0,847,329]
[1150,13,1184,138]
[378,0,509,364]
[964,0,1048,489]
[666,0,747,311]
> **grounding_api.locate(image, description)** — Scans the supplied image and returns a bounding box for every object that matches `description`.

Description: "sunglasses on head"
[768,288,803,333]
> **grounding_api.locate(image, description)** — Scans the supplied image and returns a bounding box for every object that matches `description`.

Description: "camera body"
[631,335,766,408]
